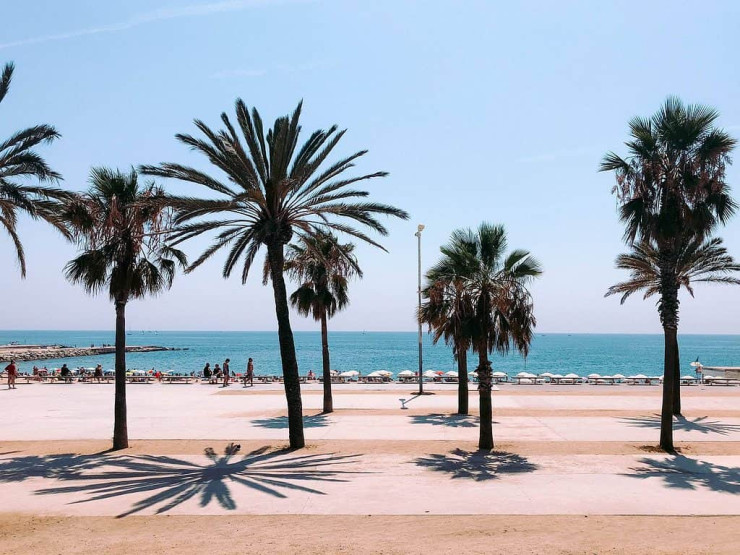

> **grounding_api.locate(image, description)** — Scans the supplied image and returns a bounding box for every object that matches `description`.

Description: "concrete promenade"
[1,382,738,518]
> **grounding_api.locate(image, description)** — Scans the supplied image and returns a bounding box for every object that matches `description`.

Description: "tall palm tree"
[141,101,408,449]
[606,236,740,414]
[64,168,186,450]
[427,224,541,449]
[284,231,361,413]
[419,276,474,415]
[601,97,737,451]
[1,61,68,276]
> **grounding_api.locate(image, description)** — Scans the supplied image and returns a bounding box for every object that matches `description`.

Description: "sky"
[1,0,739,334]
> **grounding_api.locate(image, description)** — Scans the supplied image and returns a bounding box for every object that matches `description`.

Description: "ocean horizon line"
[1,329,739,337]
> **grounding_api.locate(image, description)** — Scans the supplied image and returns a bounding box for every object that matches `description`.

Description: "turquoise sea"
[2,330,739,378]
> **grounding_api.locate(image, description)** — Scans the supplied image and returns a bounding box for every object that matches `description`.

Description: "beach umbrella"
[613,374,625,379]
[681,375,697,380]
[690,361,702,367]
[515,371,530,377]
[632,374,647,379]
[367,371,382,377]
[540,372,554,378]
[444,371,459,377]
[491,371,507,377]
[587,373,601,379]
[339,370,359,377]
[376,370,392,377]
[330,369,339,376]
[551,373,563,378]
[398,370,415,377]
[469,371,479,376]
[423,370,438,378]
[564,373,580,379]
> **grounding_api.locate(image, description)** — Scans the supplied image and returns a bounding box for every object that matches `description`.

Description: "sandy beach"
[0,381,738,554]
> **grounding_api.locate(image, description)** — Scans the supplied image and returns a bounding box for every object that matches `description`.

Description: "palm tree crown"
[607,236,740,304]
[1,61,68,276]
[428,224,541,358]
[64,167,186,301]
[285,231,361,321]
[141,100,408,277]
[600,96,736,247]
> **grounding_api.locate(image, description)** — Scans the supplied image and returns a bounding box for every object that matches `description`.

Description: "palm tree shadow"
[620,414,740,436]
[625,455,740,494]
[414,448,538,481]
[409,414,480,428]
[1,444,363,517]
[252,414,329,429]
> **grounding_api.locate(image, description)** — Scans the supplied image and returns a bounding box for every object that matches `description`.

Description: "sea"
[2,330,739,378]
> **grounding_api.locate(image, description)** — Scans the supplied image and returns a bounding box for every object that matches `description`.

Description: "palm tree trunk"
[477,345,493,450]
[658,252,679,452]
[320,310,333,413]
[457,347,468,415]
[267,242,305,449]
[112,299,128,450]
[672,339,682,416]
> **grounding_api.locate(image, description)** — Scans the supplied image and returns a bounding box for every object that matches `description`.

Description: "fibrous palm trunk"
[658,252,679,452]
[267,242,305,449]
[113,299,129,450]
[457,347,469,415]
[320,310,333,413]
[477,346,493,450]
[673,342,682,416]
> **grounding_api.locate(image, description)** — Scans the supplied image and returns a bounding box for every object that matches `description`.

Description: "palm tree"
[426,224,541,450]
[1,61,69,276]
[64,168,186,450]
[606,236,740,414]
[284,231,361,413]
[419,275,474,415]
[140,101,408,449]
[601,97,737,451]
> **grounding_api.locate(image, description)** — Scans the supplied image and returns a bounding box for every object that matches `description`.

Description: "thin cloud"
[210,60,331,79]
[0,0,310,50]
[211,69,268,79]
[518,146,600,164]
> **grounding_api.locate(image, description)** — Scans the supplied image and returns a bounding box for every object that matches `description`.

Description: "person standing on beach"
[5,360,17,389]
[94,364,103,383]
[244,358,254,387]
[60,363,71,384]
[223,358,231,387]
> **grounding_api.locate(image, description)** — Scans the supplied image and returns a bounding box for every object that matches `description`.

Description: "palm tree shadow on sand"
[409,414,481,428]
[1,444,362,517]
[625,455,740,494]
[251,414,330,429]
[620,414,740,436]
[414,448,538,481]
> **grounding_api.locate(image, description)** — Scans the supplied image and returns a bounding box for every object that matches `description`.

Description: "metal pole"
[417,228,423,395]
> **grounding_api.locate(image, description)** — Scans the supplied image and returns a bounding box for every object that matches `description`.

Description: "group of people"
[202,357,255,387]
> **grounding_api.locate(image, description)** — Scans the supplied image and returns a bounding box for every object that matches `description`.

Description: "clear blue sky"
[1,0,739,333]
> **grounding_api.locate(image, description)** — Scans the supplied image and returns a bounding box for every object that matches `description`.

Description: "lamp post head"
[417,224,425,233]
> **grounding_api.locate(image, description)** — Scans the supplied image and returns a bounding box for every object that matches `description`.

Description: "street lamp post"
[415,224,425,395]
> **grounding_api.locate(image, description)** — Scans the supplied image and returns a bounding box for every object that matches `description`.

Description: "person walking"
[245,358,254,387]
[223,358,231,387]
[5,360,17,389]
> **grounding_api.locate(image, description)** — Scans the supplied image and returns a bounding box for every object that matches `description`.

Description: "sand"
[1,514,737,554]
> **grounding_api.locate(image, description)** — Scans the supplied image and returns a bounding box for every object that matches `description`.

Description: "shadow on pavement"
[252,414,330,429]
[409,414,480,428]
[0,443,362,517]
[620,414,740,436]
[414,448,538,481]
[626,455,740,494]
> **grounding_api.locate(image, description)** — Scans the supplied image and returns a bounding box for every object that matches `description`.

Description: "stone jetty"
[0,344,181,363]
